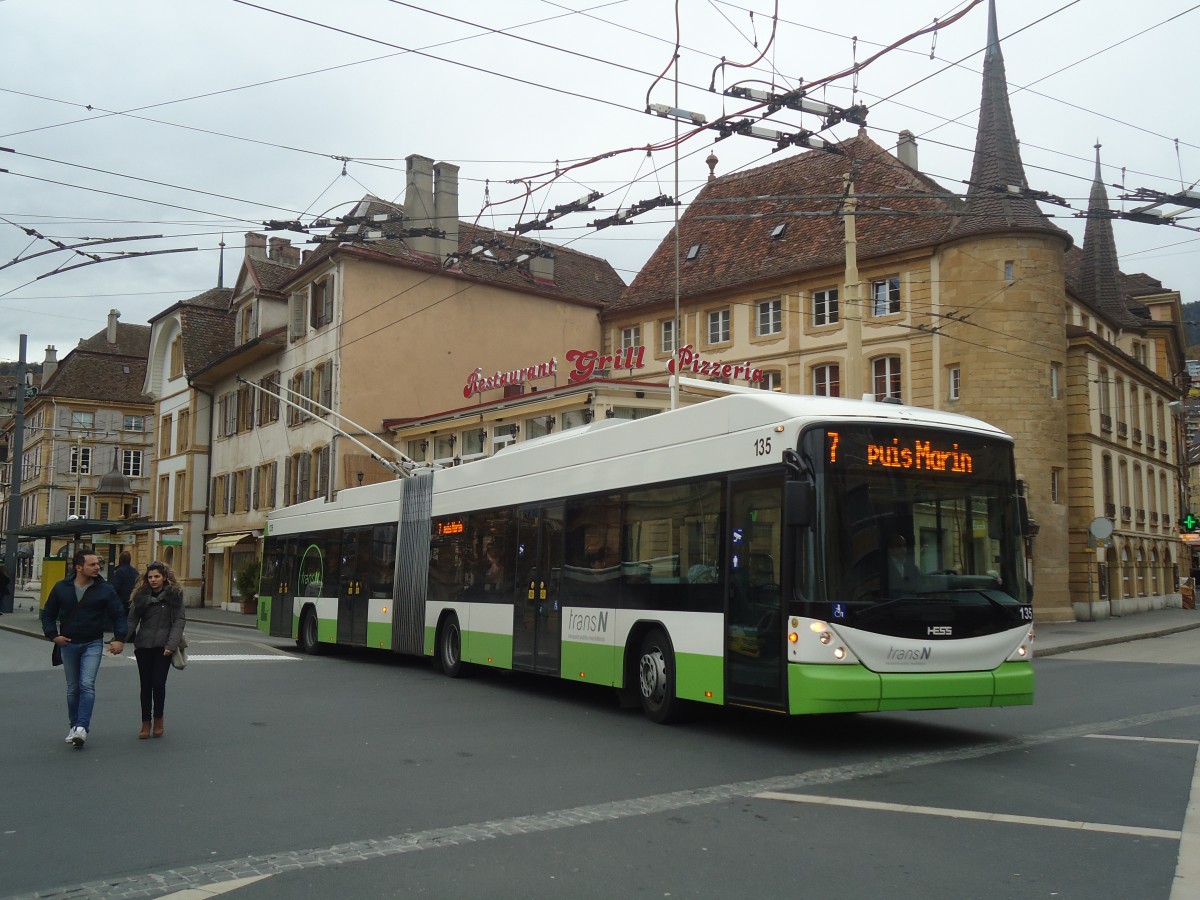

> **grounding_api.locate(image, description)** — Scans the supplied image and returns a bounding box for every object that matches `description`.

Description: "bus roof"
[266,393,1012,533]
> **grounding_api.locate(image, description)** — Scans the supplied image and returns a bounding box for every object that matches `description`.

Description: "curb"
[1034,620,1200,658]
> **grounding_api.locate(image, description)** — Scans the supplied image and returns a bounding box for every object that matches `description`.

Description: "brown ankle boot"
[152,717,164,738]
[138,721,151,740]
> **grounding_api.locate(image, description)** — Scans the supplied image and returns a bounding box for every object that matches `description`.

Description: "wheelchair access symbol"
[832,603,846,619]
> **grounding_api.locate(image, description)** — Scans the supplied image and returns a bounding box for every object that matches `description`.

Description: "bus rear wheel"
[438,614,464,677]
[638,629,681,724]
[298,608,322,655]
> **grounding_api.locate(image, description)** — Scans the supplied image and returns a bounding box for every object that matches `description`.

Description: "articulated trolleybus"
[257,392,1034,722]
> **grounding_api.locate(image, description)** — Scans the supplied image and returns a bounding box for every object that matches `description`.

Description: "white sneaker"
[69,726,86,747]
[64,728,76,744]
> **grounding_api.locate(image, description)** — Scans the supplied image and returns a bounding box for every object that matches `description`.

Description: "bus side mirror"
[785,480,813,529]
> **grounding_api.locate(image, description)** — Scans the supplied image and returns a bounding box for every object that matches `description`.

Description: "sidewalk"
[0,592,260,638]
[3,592,1197,655]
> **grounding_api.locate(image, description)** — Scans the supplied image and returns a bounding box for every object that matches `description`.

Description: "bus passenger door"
[725,475,785,709]
[264,538,295,638]
[337,528,370,646]
[512,503,564,675]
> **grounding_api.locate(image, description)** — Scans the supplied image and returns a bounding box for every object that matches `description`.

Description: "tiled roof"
[1076,150,1147,330]
[180,305,235,375]
[1063,246,1151,329]
[248,257,299,293]
[76,322,151,358]
[40,349,150,405]
[943,2,1069,243]
[283,197,625,307]
[615,133,960,311]
[184,286,233,310]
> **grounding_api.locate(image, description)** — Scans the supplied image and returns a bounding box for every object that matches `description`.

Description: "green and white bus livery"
[257,392,1035,722]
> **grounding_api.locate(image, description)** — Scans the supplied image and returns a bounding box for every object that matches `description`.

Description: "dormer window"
[770,223,787,240]
[686,244,701,261]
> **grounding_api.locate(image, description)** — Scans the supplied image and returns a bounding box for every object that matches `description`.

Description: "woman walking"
[125,561,185,739]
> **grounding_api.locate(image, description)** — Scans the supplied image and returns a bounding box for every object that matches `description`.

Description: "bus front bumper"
[786,660,1034,715]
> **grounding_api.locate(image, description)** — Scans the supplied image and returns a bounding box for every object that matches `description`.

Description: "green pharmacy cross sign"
[1184,513,1199,532]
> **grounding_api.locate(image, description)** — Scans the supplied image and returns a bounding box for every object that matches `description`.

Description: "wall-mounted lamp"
[582,409,594,424]
[478,429,487,445]
[448,434,457,449]
[510,424,520,438]
[635,391,645,399]
[605,409,616,419]
[356,471,364,486]
[546,415,556,433]
[419,439,429,452]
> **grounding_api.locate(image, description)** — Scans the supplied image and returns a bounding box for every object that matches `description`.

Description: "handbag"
[171,634,189,670]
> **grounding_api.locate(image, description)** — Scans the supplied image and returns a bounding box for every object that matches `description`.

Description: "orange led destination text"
[865,438,973,473]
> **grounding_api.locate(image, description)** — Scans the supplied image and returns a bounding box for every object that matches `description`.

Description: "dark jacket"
[41,575,127,644]
[125,585,186,652]
[109,563,138,606]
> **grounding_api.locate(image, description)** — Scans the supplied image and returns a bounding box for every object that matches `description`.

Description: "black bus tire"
[438,614,464,677]
[638,628,682,724]
[298,607,322,655]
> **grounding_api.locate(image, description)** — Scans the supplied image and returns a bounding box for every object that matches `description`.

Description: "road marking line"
[1086,734,1200,745]
[161,875,273,897]
[20,702,1200,900]
[179,655,299,662]
[753,791,1180,840]
[1171,746,1200,900]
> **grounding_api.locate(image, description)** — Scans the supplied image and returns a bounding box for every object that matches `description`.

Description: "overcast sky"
[2,0,1198,365]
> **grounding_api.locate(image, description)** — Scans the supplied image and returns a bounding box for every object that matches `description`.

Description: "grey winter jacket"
[126,586,186,651]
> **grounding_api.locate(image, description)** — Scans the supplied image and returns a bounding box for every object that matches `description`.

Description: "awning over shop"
[205,532,251,553]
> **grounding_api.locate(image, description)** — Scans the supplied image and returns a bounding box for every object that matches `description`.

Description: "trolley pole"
[3,334,28,613]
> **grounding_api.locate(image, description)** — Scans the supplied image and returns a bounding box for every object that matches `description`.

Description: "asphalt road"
[1,623,1197,899]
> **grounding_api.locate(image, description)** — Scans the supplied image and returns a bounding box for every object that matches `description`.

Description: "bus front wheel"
[638,629,681,724]
[438,614,464,677]
[298,608,322,655]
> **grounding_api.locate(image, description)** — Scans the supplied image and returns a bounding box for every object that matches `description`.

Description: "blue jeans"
[60,639,104,730]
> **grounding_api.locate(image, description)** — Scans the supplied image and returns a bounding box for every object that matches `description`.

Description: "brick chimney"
[433,161,459,261]
[106,309,120,345]
[244,232,268,261]
[268,236,300,267]
[403,155,438,259]
[896,130,918,170]
[42,345,58,382]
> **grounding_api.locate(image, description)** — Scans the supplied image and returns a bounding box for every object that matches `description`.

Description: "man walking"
[109,550,138,614]
[41,550,127,747]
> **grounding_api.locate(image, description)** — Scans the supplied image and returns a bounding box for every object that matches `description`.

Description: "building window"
[1050,363,1062,400]
[948,365,961,401]
[169,335,183,379]
[67,494,90,518]
[755,370,783,392]
[461,429,487,457]
[812,288,839,326]
[707,308,730,344]
[1051,468,1062,504]
[123,415,144,432]
[660,318,677,354]
[159,474,171,519]
[620,325,641,351]
[69,446,92,475]
[434,434,457,462]
[122,449,143,477]
[177,410,190,452]
[870,277,901,316]
[1004,260,1014,281]
[289,291,306,342]
[407,440,428,464]
[99,502,110,521]
[310,277,334,328]
[175,471,188,518]
[872,356,902,401]
[237,383,255,432]
[813,364,840,397]
[258,372,281,425]
[70,410,94,430]
[756,298,782,336]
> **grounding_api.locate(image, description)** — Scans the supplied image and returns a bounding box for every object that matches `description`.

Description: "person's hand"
[52,635,71,646]
[108,640,124,655]
[163,647,173,657]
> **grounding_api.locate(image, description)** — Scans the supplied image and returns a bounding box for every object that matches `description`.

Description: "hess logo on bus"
[927,626,952,636]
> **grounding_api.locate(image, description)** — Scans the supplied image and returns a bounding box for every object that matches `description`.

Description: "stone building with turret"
[602,0,1186,623]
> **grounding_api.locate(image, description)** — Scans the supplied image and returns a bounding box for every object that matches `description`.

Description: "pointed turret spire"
[945,0,1066,241]
[1079,143,1144,328]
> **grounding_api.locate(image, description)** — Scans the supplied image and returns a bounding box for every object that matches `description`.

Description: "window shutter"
[289,292,306,342]
[302,369,313,418]
[283,457,293,505]
[249,301,259,338]
[322,276,334,324]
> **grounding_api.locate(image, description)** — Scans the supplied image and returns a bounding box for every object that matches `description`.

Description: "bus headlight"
[818,631,832,645]
[833,647,846,660]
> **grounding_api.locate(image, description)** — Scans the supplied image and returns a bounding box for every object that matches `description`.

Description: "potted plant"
[235,557,261,616]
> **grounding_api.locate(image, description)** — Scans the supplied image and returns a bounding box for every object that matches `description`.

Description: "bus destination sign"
[827,430,974,475]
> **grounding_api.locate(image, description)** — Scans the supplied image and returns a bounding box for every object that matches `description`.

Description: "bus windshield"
[799,423,1029,639]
